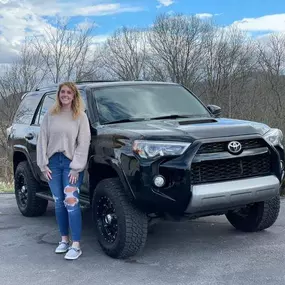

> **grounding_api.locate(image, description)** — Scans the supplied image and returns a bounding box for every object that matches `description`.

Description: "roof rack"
[31,80,121,91]
[32,83,59,92]
[75,80,120,84]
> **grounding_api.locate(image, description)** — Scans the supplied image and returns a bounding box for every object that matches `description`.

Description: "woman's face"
[59,85,75,107]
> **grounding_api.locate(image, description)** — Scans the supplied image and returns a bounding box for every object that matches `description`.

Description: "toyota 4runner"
[7,81,285,259]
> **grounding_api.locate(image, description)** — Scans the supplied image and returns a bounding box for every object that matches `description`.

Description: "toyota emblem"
[227,141,242,154]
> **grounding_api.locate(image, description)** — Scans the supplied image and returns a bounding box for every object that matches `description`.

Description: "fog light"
[153,175,165,187]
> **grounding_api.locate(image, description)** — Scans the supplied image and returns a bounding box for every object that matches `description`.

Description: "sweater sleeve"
[69,112,91,176]
[37,113,49,172]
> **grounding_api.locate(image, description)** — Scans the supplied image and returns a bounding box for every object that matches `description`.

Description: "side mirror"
[207,105,221,118]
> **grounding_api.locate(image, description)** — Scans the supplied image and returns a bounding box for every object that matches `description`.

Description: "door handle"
[25,133,34,140]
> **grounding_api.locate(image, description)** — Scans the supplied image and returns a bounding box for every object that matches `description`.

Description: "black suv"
[7,81,285,259]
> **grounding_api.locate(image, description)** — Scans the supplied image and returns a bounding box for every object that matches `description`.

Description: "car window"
[34,92,56,125]
[32,89,86,126]
[13,93,42,125]
[91,84,211,124]
[79,89,87,108]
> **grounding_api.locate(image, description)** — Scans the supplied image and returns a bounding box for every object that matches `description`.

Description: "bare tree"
[0,40,46,182]
[199,25,257,117]
[0,39,45,137]
[99,26,148,80]
[30,17,95,83]
[0,40,46,96]
[257,33,285,127]
[142,52,170,82]
[0,84,21,182]
[75,45,106,81]
[148,13,211,88]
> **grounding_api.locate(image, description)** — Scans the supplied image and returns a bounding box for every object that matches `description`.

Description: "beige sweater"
[36,109,91,176]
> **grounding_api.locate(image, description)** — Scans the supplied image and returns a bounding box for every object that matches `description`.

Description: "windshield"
[91,84,211,124]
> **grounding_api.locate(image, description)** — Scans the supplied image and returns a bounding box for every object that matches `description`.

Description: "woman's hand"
[68,171,78,185]
[43,167,52,181]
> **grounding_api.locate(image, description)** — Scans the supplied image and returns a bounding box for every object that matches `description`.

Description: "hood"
[100,117,271,141]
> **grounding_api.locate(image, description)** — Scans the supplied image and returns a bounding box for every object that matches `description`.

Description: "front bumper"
[185,175,280,214]
[122,135,283,215]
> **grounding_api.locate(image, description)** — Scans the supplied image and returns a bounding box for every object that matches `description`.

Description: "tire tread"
[15,161,48,217]
[93,177,148,259]
[226,195,280,232]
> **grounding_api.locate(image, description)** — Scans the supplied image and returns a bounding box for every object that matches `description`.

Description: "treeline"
[0,13,285,182]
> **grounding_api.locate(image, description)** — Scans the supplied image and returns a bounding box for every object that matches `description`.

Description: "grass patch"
[0,181,14,193]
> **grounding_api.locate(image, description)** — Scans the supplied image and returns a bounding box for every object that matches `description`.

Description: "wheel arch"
[13,150,39,181]
[88,158,136,204]
[13,151,28,173]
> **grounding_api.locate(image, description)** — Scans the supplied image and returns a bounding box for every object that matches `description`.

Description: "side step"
[35,191,91,207]
[36,192,54,201]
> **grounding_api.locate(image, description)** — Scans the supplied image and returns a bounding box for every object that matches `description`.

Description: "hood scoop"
[178,118,217,125]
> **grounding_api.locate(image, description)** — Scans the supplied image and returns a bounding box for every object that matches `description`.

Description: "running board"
[35,192,91,206]
[36,192,54,201]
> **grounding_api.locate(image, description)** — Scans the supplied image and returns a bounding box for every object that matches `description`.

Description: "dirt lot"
[1,193,285,285]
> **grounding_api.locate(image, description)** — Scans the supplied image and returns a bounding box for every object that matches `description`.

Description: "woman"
[37,82,91,260]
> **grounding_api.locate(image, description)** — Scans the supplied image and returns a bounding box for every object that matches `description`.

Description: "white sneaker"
[64,247,82,260]
[55,241,69,253]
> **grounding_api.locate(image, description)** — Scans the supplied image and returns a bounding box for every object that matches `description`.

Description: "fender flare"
[88,156,136,200]
[13,147,41,183]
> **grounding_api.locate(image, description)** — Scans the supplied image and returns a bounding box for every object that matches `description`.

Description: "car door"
[10,92,42,168]
[28,91,57,181]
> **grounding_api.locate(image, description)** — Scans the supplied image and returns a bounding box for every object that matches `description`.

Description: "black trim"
[193,147,269,162]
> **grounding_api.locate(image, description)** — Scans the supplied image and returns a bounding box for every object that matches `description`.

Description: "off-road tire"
[226,195,280,232]
[14,161,48,217]
[92,177,148,259]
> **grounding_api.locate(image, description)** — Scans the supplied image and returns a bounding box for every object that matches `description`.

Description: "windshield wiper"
[149,114,204,120]
[103,114,207,124]
[103,117,147,125]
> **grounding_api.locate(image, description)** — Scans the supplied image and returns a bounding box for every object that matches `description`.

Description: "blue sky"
[0,0,285,63]
[64,0,285,35]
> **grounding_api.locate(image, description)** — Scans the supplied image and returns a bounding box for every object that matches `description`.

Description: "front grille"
[197,138,266,154]
[191,153,271,184]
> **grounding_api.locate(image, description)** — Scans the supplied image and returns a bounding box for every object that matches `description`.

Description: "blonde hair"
[50,82,84,120]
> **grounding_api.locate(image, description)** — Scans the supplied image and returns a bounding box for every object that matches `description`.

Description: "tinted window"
[79,89,87,107]
[14,93,41,125]
[91,84,210,124]
[33,89,86,125]
[34,92,56,125]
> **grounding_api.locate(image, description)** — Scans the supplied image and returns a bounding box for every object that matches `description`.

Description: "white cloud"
[0,1,50,63]
[195,13,213,19]
[195,13,222,19]
[0,0,144,63]
[75,4,143,16]
[156,0,174,8]
[231,14,285,32]
[20,0,144,17]
[91,34,110,44]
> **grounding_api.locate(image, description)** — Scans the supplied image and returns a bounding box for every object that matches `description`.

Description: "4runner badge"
[227,141,242,154]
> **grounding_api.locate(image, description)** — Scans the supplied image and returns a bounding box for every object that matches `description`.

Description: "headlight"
[263,128,283,147]
[133,140,191,159]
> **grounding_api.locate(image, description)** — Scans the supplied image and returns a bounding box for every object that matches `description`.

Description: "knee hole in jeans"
[64,186,79,207]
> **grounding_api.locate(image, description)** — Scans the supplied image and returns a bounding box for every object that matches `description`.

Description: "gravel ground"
[1,193,285,285]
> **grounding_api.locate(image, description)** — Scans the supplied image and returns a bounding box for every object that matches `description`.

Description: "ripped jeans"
[48,152,84,242]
